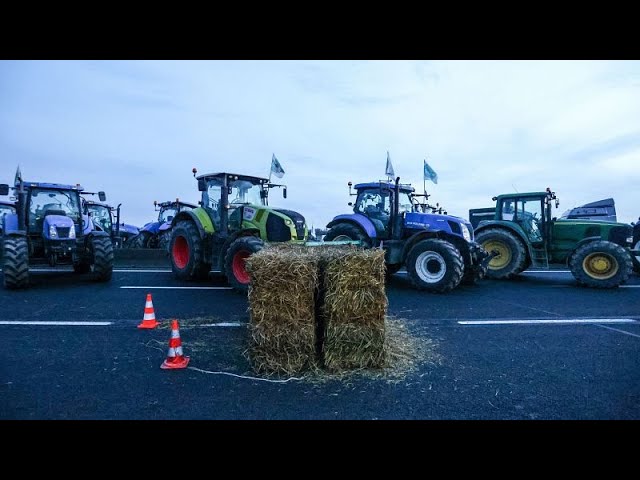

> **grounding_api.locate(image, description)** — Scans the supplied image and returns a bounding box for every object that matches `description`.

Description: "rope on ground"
[187,366,303,383]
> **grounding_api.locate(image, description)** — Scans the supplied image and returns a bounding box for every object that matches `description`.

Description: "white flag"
[385,151,395,177]
[271,154,285,179]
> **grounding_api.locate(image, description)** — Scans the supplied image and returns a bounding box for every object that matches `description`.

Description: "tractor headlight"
[285,219,293,226]
[49,225,58,238]
[460,223,471,242]
[626,236,633,244]
[69,226,76,239]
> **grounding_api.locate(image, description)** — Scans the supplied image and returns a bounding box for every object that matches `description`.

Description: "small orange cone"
[161,319,190,369]
[138,293,159,329]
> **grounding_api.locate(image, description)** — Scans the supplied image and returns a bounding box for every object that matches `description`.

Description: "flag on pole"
[271,154,285,179]
[423,159,438,184]
[385,151,395,178]
[14,166,22,186]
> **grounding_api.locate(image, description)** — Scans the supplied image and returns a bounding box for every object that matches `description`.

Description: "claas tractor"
[0,171,113,289]
[470,188,638,288]
[168,169,308,291]
[324,177,491,293]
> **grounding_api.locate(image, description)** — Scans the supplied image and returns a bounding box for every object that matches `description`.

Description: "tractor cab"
[83,199,112,236]
[349,181,414,239]
[492,189,557,245]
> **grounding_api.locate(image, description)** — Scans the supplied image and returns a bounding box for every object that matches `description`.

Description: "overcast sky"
[1,60,639,231]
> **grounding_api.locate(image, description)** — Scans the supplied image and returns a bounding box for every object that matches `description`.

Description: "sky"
[1,60,639,232]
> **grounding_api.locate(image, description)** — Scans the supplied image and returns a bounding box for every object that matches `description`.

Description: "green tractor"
[169,169,308,290]
[470,188,638,288]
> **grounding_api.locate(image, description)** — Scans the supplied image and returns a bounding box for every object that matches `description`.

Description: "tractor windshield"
[0,204,15,217]
[229,179,263,206]
[159,207,178,223]
[29,188,81,230]
[88,205,112,234]
[398,191,413,214]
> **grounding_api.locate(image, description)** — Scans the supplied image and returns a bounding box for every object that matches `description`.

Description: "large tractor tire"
[126,231,151,249]
[158,232,171,253]
[89,235,114,282]
[475,228,528,279]
[224,236,264,292]
[460,263,486,286]
[324,223,372,247]
[632,240,640,275]
[406,239,464,293]
[570,240,632,288]
[3,236,29,289]
[170,221,210,281]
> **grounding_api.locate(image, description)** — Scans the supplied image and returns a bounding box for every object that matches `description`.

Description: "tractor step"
[530,246,549,269]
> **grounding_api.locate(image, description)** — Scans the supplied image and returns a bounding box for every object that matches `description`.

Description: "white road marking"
[550,285,640,288]
[0,321,112,326]
[594,324,640,338]
[120,286,233,290]
[458,318,637,325]
[201,322,243,327]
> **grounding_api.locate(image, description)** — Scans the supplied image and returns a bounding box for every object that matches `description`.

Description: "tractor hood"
[141,221,161,234]
[43,215,76,239]
[404,212,474,241]
[119,223,139,235]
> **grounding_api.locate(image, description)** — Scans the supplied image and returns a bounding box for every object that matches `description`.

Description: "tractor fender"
[217,228,261,275]
[171,210,210,239]
[158,222,172,233]
[401,230,470,263]
[2,213,20,234]
[566,236,602,267]
[327,214,377,239]
[86,231,110,239]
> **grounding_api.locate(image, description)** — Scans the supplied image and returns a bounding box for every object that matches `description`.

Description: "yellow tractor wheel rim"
[582,253,618,280]
[483,240,512,269]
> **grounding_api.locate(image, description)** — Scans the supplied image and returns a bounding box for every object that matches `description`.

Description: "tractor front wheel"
[406,239,464,293]
[89,235,114,282]
[475,228,528,279]
[3,236,29,289]
[632,240,640,275]
[126,231,150,249]
[224,236,264,292]
[170,221,210,280]
[570,240,632,288]
[324,223,371,247]
[158,232,171,254]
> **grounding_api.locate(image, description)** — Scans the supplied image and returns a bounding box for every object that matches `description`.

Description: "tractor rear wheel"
[632,240,640,275]
[324,223,371,247]
[224,236,264,292]
[570,240,632,288]
[126,231,150,249]
[158,232,171,253]
[3,236,29,289]
[89,235,114,282]
[406,239,464,293]
[475,228,528,279]
[170,221,210,280]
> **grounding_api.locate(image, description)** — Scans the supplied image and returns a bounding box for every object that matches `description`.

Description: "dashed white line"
[458,318,637,325]
[0,321,113,326]
[120,286,233,290]
[594,324,640,338]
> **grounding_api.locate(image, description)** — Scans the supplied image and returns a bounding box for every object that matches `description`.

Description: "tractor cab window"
[355,188,392,236]
[29,189,80,230]
[229,180,263,206]
[204,180,223,229]
[398,191,413,214]
[501,200,515,221]
[89,206,112,234]
[159,207,178,224]
[515,198,543,243]
[0,204,14,217]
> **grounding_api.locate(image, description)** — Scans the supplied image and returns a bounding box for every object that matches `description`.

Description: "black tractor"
[0,171,113,289]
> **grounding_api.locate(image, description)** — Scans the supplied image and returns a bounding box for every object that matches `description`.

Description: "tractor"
[632,218,640,274]
[82,196,139,248]
[169,169,308,290]
[470,188,638,288]
[324,178,491,293]
[127,199,196,251]
[0,171,113,289]
[0,200,16,236]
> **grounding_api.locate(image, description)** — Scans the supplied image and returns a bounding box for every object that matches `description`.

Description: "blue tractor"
[0,200,16,236]
[82,195,140,248]
[324,178,491,293]
[0,171,114,289]
[127,199,197,251]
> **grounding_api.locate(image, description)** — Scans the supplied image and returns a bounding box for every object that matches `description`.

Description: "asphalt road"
[1,267,639,419]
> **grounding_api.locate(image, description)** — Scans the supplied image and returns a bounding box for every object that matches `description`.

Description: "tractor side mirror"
[197,178,206,191]
[0,184,9,196]
[283,187,287,199]
[98,191,106,202]
[348,202,353,207]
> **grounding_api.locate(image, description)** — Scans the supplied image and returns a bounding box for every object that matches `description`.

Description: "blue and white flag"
[424,159,438,184]
[271,154,285,179]
[385,151,395,178]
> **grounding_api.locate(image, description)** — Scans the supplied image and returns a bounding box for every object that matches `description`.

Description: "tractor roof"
[494,192,549,201]
[84,200,111,209]
[19,181,84,192]
[158,200,198,209]
[196,172,269,184]
[354,181,415,193]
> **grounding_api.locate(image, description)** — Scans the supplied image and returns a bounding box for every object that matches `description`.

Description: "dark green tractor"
[470,188,638,288]
[169,169,308,291]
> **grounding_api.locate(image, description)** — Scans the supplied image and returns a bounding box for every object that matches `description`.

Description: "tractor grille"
[273,209,306,240]
[57,227,71,238]
[608,225,632,246]
[266,214,292,242]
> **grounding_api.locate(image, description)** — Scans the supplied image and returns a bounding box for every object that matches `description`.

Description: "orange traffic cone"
[161,319,190,369]
[138,293,159,329]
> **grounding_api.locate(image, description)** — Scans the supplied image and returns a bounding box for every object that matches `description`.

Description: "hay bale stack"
[245,245,319,375]
[321,247,388,371]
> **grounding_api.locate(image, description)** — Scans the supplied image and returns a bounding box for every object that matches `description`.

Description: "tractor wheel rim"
[172,236,189,269]
[333,234,352,242]
[232,250,251,284]
[583,252,618,280]
[483,240,511,269]
[415,251,446,283]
